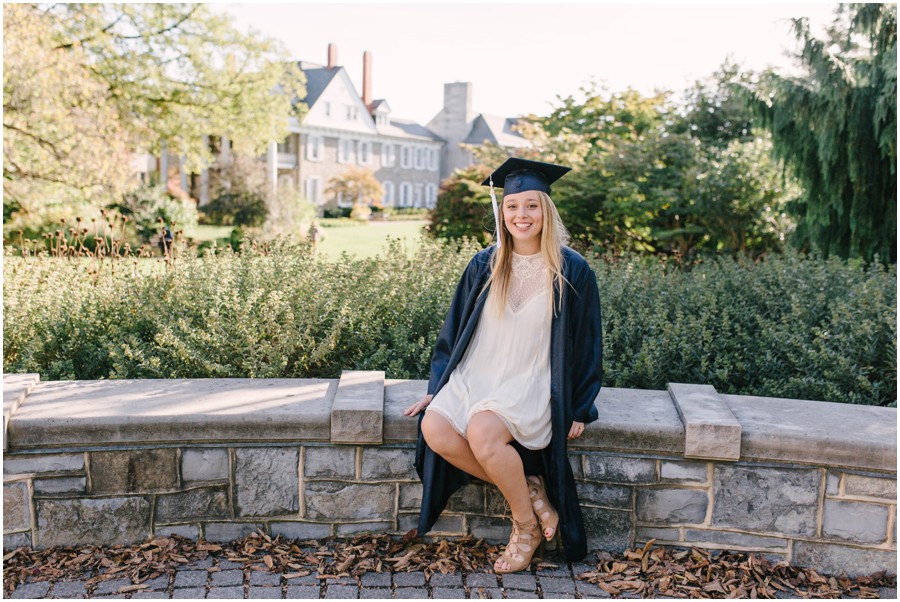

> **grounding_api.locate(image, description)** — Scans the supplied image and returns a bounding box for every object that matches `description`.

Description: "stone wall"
[3,372,895,578]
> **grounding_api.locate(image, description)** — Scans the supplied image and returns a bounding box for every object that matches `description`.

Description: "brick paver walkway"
[7,551,897,599]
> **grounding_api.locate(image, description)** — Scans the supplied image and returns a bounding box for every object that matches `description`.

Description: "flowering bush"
[3,240,895,406]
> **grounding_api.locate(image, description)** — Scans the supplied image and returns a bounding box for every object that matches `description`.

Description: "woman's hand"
[567,421,586,440]
[403,394,433,417]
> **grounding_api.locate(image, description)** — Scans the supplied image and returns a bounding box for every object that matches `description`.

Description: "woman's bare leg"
[466,411,537,572]
[421,411,494,484]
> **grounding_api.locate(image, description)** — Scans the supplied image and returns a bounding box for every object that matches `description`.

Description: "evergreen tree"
[744,3,897,263]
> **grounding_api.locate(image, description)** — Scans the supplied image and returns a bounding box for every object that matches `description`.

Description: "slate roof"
[377,118,445,143]
[463,114,530,148]
[298,65,341,108]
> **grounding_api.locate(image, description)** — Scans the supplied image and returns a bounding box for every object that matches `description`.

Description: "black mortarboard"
[481,157,571,196]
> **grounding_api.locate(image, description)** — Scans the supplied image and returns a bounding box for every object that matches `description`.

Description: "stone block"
[569,454,584,479]
[360,572,392,587]
[399,482,423,510]
[210,570,244,587]
[446,482,484,513]
[792,541,897,578]
[51,580,87,597]
[822,500,889,544]
[582,507,632,553]
[207,586,244,599]
[174,570,209,588]
[32,477,85,495]
[4,532,32,549]
[305,482,394,520]
[466,573,499,588]
[360,447,416,480]
[712,465,820,536]
[826,471,840,495]
[203,522,262,542]
[431,587,466,599]
[576,482,632,509]
[234,447,299,516]
[635,526,681,542]
[4,453,84,475]
[4,481,30,531]
[287,586,321,598]
[683,529,788,550]
[539,577,576,594]
[843,473,896,500]
[636,488,708,524]
[485,485,510,516]
[173,587,207,598]
[336,521,393,535]
[248,586,282,598]
[398,513,462,534]
[3,373,39,451]
[583,455,656,484]
[182,448,229,482]
[154,524,199,540]
[393,572,426,587]
[501,573,537,590]
[668,383,741,461]
[250,571,282,587]
[156,486,229,522]
[331,370,384,444]
[304,446,356,479]
[660,461,708,483]
[10,582,50,599]
[468,515,512,543]
[90,449,177,493]
[36,497,150,548]
[270,521,332,540]
[430,573,464,588]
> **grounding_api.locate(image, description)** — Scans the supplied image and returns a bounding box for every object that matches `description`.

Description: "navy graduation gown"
[414,245,603,561]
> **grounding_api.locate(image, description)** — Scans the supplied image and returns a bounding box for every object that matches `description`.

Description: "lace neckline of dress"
[509,251,548,312]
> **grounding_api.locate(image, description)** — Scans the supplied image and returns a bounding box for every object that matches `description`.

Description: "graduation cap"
[481,158,572,248]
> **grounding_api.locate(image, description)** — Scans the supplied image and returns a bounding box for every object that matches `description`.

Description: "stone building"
[136,46,529,211]
[427,82,531,180]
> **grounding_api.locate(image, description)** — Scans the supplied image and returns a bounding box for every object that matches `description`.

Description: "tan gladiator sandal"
[527,475,559,541]
[493,515,542,574]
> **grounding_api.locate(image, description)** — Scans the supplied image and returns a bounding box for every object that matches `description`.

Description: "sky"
[215,1,839,125]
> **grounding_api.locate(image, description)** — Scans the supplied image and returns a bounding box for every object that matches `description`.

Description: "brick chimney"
[327,43,337,68]
[362,51,373,108]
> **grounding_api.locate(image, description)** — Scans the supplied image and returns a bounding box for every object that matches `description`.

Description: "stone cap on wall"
[4,374,896,473]
[3,373,39,451]
[6,378,337,448]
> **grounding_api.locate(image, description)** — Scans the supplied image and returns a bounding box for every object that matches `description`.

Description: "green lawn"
[315,219,429,260]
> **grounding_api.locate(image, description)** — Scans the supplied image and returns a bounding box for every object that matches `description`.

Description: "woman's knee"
[466,412,509,460]
[421,411,456,453]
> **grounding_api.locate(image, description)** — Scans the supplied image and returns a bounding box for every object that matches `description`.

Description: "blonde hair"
[482,191,570,317]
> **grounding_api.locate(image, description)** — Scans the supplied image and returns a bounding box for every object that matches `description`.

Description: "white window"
[400,182,412,207]
[400,146,412,169]
[415,147,426,170]
[345,105,358,120]
[383,181,395,206]
[305,135,323,161]
[338,138,354,164]
[382,143,396,167]
[428,148,439,171]
[413,183,424,208]
[377,114,389,126]
[304,176,322,204]
[277,135,295,154]
[426,184,438,208]
[357,141,372,165]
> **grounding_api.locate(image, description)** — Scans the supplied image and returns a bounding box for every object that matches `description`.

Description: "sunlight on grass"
[315,220,429,260]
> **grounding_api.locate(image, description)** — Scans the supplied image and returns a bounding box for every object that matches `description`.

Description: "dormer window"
[346,105,358,120]
[376,114,389,126]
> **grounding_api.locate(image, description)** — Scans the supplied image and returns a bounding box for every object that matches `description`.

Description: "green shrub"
[3,243,895,406]
[110,185,199,242]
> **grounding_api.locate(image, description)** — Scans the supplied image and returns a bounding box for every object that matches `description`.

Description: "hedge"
[3,239,895,406]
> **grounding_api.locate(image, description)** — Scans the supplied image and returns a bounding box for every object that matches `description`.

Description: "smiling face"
[502,190,544,254]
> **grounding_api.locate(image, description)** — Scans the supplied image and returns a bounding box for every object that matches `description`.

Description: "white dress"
[425,251,552,450]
